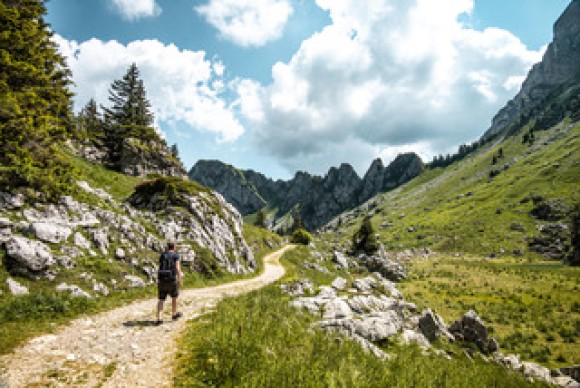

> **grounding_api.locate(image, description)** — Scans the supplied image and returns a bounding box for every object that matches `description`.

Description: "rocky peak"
[483,0,580,139]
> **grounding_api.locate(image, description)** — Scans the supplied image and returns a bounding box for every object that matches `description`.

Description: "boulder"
[5,235,55,277]
[93,282,110,296]
[331,277,348,291]
[6,277,29,296]
[73,232,91,250]
[418,308,454,342]
[56,283,91,298]
[92,228,109,254]
[281,279,314,296]
[56,255,76,269]
[358,253,407,282]
[31,222,72,244]
[522,361,552,384]
[332,251,349,270]
[115,247,126,260]
[347,295,397,314]
[352,276,376,292]
[449,310,499,353]
[400,329,431,349]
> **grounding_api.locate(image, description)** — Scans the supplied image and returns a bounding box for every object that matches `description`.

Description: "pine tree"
[78,99,103,141]
[352,216,379,254]
[254,209,267,228]
[292,212,303,232]
[0,0,76,199]
[102,63,157,164]
[170,143,179,158]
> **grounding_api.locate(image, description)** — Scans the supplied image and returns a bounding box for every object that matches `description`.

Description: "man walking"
[156,241,183,325]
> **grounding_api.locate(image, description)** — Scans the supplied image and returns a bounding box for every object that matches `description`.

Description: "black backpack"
[158,252,176,283]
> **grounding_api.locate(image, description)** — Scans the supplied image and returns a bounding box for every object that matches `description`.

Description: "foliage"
[132,176,210,202]
[352,216,379,254]
[0,0,77,200]
[76,98,104,141]
[290,228,312,245]
[291,211,303,232]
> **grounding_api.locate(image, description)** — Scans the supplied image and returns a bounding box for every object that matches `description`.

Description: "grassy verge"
[174,249,545,387]
[398,254,580,368]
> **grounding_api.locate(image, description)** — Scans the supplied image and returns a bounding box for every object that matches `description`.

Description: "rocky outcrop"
[188,160,265,214]
[118,138,187,178]
[483,0,580,139]
[189,152,424,231]
[4,236,55,278]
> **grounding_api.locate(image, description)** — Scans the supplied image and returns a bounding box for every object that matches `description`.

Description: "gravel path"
[0,245,292,387]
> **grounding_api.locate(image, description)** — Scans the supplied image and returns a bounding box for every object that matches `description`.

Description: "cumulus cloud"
[195,0,293,47]
[238,0,544,175]
[54,35,244,142]
[109,0,161,21]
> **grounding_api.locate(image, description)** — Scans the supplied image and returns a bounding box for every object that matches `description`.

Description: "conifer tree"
[0,0,76,198]
[352,216,379,254]
[78,99,103,140]
[254,209,267,229]
[102,63,158,164]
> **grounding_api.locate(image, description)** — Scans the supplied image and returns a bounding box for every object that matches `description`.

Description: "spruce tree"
[102,63,157,164]
[0,0,76,199]
[254,209,267,229]
[78,98,103,141]
[352,216,379,254]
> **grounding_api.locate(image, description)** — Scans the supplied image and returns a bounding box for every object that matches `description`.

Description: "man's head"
[167,241,176,251]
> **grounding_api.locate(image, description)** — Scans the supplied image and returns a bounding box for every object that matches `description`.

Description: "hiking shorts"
[158,280,179,300]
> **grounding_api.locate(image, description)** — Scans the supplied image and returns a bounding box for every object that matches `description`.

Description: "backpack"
[158,252,176,283]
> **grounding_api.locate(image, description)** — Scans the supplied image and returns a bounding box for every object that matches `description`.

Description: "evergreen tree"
[292,212,303,232]
[102,63,157,164]
[0,0,76,198]
[254,209,267,229]
[170,143,179,158]
[78,98,103,140]
[352,216,379,254]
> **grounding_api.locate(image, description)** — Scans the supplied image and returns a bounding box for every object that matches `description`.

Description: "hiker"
[156,241,183,325]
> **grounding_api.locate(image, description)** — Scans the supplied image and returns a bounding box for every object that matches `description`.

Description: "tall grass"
[174,252,546,387]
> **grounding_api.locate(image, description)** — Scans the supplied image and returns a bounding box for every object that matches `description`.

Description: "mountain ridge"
[189,153,425,231]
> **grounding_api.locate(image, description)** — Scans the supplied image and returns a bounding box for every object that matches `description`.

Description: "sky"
[46,0,572,179]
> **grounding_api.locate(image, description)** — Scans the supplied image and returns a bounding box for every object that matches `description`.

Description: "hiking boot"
[172,312,183,320]
[155,319,163,326]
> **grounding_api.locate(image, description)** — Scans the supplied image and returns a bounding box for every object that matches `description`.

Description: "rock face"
[189,152,424,231]
[483,0,580,139]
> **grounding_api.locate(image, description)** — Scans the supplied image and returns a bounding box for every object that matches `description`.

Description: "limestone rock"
[418,308,453,342]
[331,277,348,291]
[7,277,29,296]
[332,251,349,270]
[124,275,146,288]
[5,235,54,277]
[400,329,431,349]
[73,232,91,250]
[31,222,72,244]
[56,283,91,298]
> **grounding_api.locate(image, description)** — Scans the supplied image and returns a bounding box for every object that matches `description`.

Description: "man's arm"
[176,259,183,285]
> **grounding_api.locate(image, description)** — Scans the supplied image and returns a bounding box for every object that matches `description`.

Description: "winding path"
[0,245,293,387]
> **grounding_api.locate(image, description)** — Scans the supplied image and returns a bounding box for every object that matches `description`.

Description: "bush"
[291,228,312,245]
[352,216,379,254]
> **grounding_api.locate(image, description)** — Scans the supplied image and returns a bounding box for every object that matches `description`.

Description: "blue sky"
[47,0,571,179]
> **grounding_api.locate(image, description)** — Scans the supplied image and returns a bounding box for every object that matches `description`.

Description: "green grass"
[174,249,546,387]
[398,254,580,368]
[325,121,579,257]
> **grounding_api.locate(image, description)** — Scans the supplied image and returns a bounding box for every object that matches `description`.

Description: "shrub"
[352,216,379,254]
[291,228,312,245]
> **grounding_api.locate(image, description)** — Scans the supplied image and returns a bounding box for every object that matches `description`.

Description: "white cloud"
[238,0,544,175]
[109,0,161,21]
[195,0,293,47]
[54,35,244,142]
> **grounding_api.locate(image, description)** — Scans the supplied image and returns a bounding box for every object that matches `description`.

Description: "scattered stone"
[56,283,91,298]
[448,310,498,354]
[7,277,29,295]
[522,361,552,384]
[281,279,314,296]
[92,228,109,254]
[331,277,348,291]
[304,262,330,274]
[124,275,145,288]
[332,251,349,270]
[73,232,91,250]
[93,282,110,296]
[400,329,431,349]
[56,256,76,270]
[352,276,376,292]
[115,247,126,260]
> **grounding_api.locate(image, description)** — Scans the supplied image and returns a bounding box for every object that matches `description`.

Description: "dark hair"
[167,241,176,251]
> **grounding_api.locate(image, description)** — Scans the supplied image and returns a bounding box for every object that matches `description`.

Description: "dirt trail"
[0,245,293,387]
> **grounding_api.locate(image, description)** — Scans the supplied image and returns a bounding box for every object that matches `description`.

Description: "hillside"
[189,153,424,232]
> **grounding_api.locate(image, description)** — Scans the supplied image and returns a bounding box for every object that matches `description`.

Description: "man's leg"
[157,299,164,321]
[171,297,177,316]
